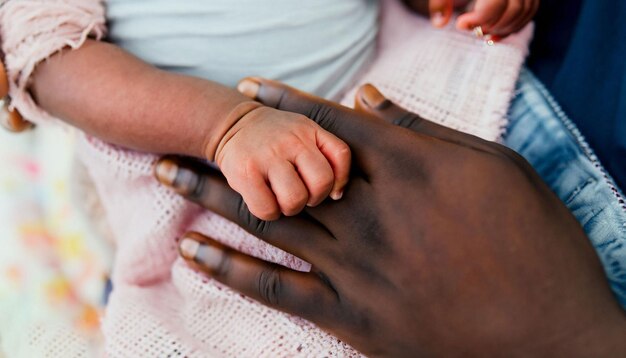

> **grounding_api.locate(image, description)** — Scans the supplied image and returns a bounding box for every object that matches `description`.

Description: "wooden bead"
[0,62,8,99]
[1,100,33,132]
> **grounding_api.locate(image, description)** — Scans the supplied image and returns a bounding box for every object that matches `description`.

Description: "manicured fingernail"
[330,190,344,201]
[237,78,261,99]
[431,12,446,28]
[179,237,200,261]
[154,158,178,187]
[359,84,389,109]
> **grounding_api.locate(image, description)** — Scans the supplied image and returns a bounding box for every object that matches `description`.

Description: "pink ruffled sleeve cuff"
[0,0,106,125]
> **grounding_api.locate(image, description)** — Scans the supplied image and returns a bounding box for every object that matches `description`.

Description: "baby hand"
[215,105,350,221]
[428,0,538,39]
[456,0,539,39]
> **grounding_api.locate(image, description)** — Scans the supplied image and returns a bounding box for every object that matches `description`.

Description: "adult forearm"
[30,40,255,158]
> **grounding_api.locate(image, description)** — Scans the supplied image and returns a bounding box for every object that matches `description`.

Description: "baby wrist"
[205,100,263,163]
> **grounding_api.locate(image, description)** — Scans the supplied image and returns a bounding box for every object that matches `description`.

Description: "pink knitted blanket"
[1,0,532,356]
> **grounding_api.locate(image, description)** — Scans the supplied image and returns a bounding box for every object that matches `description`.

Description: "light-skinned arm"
[30,40,350,219]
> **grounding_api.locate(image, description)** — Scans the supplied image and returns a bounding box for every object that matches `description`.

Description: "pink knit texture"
[0,0,106,126]
[1,0,532,356]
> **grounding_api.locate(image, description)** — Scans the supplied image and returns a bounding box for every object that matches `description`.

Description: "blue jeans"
[504,69,626,309]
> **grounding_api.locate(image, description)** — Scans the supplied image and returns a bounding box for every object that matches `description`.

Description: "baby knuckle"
[281,194,307,215]
[281,137,306,152]
[293,113,311,123]
[336,144,351,161]
[241,159,260,180]
[281,205,300,217]
[309,175,334,195]
[253,207,280,221]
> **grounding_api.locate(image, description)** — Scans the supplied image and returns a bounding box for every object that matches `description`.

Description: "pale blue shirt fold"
[106,0,379,99]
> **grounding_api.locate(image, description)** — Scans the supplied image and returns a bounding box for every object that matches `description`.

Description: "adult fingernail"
[154,158,178,187]
[431,12,446,28]
[179,237,200,261]
[330,189,344,201]
[180,236,224,272]
[359,84,389,109]
[237,78,261,99]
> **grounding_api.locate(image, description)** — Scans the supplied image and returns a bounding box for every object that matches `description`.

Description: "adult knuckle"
[272,87,290,110]
[237,197,273,231]
[213,249,232,278]
[257,268,283,306]
[393,112,423,130]
[308,104,340,131]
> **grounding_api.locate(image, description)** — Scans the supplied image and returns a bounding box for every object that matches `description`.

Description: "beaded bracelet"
[0,57,32,132]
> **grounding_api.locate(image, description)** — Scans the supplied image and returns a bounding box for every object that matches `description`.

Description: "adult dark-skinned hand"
[155,80,626,357]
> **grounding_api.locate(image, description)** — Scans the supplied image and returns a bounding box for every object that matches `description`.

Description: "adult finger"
[179,232,339,323]
[354,84,468,142]
[155,156,333,260]
[429,0,454,28]
[353,84,508,159]
[237,77,393,168]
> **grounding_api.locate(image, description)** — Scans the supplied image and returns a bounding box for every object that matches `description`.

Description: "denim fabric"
[504,69,626,309]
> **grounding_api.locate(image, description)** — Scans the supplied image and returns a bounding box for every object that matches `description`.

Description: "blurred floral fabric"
[0,127,111,356]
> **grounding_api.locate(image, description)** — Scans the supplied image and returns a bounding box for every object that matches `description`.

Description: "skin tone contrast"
[156,80,626,357]
[30,40,349,220]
